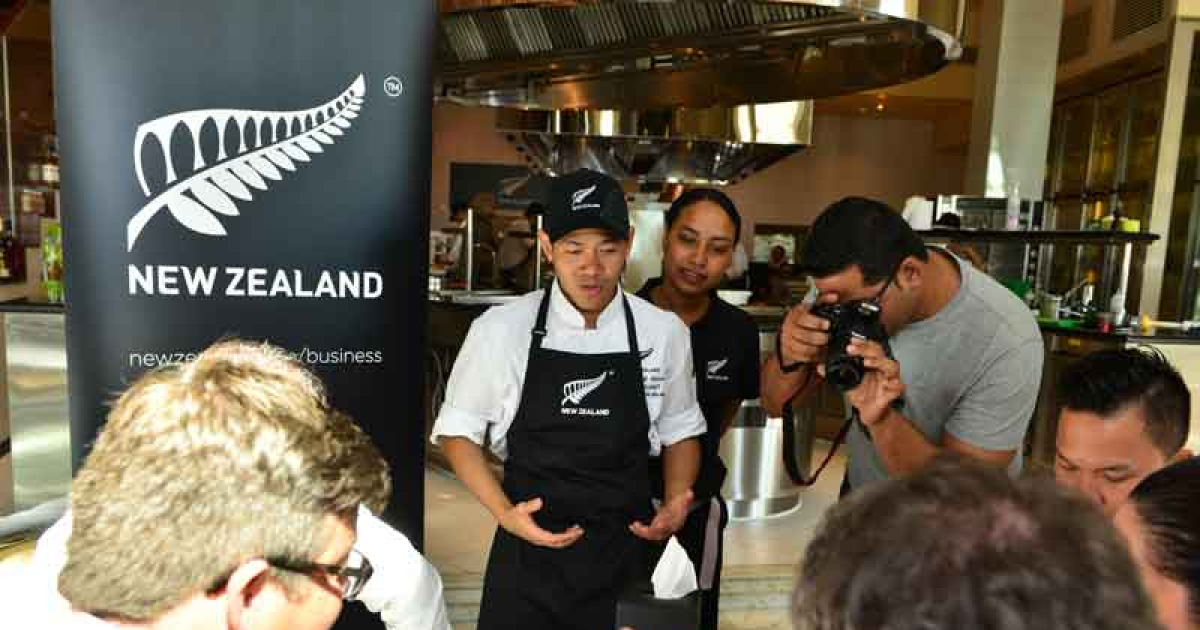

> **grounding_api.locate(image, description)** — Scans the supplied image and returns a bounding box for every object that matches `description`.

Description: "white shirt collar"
[549,281,625,331]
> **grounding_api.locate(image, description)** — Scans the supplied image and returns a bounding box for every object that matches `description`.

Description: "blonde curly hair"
[59,340,390,621]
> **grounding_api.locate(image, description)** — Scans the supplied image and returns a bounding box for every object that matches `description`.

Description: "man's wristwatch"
[776,332,806,373]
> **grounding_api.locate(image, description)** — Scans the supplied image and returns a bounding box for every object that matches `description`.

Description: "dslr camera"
[810,300,889,391]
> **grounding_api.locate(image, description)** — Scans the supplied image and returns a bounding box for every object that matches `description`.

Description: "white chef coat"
[29,506,450,630]
[16,607,112,630]
[431,282,706,460]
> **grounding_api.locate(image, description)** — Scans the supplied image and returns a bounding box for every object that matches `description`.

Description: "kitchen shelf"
[15,183,57,193]
[918,229,1159,246]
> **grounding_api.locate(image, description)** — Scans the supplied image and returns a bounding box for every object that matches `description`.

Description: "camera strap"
[781,398,854,487]
[779,333,902,487]
[778,362,853,486]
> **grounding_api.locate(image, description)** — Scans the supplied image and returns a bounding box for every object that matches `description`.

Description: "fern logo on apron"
[560,370,615,416]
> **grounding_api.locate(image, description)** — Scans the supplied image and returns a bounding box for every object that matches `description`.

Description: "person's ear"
[896,256,922,291]
[1171,448,1194,463]
[224,559,272,630]
[538,231,555,264]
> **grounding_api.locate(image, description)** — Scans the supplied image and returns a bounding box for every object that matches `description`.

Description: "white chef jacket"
[16,607,112,630]
[431,282,706,459]
[29,506,450,630]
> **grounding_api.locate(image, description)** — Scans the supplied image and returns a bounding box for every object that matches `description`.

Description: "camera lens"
[824,355,864,391]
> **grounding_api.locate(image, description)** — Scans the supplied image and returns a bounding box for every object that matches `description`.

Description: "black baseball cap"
[544,168,630,242]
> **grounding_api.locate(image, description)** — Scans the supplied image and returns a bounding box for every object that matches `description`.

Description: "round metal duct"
[437,0,966,110]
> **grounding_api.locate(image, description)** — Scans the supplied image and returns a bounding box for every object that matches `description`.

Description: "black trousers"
[647,497,729,630]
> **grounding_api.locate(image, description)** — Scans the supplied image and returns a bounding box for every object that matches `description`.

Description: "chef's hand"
[778,293,837,366]
[838,338,905,428]
[629,490,693,541]
[499,497,584,548]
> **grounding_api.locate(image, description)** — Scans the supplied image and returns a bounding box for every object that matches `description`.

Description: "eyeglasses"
[268,548,374,601]
[864,258,905,309]
[813,263,898,310]
[869,274,892,305]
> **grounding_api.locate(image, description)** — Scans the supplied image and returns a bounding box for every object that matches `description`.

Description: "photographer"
[761,197,1043,492]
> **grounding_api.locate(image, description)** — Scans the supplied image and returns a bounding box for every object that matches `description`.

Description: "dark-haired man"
[1114,457,1200,630]
[762,197,1043,492]
[1055,347,1193,516]
[793,455,1161,630]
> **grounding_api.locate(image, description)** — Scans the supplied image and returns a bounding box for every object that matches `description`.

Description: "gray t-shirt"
[844,249,1044,489]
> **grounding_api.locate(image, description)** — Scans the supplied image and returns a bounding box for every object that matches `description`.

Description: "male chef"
[432,168,704,630]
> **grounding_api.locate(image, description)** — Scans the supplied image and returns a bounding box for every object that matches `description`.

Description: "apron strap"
[534,281,642,357]
[531,281,554,347]
[697,497,722,591]
[620,290,641,355]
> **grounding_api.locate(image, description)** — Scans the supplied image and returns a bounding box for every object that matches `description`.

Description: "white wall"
[724,115,967,249]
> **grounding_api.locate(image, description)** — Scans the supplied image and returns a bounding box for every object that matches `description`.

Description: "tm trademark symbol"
[384,76,403,98]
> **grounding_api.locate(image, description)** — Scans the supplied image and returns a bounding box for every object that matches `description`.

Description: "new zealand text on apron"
[477,284,654,630]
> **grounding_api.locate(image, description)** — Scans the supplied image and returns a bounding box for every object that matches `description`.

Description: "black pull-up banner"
[51,0,434,557]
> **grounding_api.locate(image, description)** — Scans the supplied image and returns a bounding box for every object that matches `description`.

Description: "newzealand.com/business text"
[129,347,384,368]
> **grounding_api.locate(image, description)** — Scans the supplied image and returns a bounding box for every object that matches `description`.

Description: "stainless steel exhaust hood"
[437,0,965,184]
[498,101,812,184]
[437,0,964,109]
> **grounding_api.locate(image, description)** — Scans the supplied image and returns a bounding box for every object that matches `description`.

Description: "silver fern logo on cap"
[127,74,366,251]
[570,184,601,212]
[707,358,728,375]
[561,371,609,406]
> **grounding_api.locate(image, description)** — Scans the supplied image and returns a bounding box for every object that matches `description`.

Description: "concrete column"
[965,0,1064,199]
[1179,1,1200,18]
[1139,19,1196,318]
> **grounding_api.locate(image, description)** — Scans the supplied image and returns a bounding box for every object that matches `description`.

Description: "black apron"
[477,285,655,630]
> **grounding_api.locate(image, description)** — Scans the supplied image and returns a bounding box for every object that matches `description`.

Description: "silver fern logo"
[561,371,608,406]
[571,185,600,212]
[707,358,728,375]
[127,74,366,251]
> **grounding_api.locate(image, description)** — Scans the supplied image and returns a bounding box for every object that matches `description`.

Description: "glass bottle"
[0,222,13,281]
[3,219,23,281]
[43,134,59,187]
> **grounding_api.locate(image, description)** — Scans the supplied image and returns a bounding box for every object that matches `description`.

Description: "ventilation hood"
[437,0,965,184]
[498,101,811,184]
